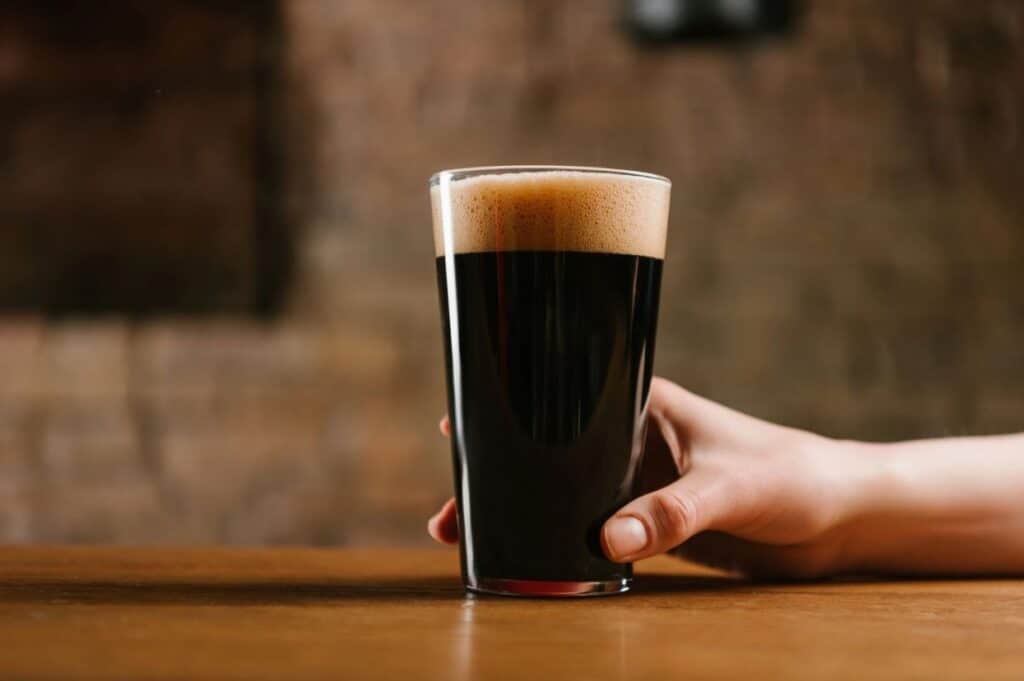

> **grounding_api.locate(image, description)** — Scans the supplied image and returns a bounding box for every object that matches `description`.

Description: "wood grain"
[0,547,1021,680]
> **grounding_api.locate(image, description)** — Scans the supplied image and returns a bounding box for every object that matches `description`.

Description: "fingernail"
[604,516,648,559]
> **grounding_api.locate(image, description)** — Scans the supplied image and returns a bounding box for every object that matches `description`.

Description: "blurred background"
[0,0,1021,545]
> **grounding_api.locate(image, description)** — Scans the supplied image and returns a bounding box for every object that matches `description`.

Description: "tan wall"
[285,0,1024,436]
[0,0,1022,544]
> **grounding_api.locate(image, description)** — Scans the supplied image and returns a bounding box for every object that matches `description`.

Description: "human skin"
[428,377,1024,578]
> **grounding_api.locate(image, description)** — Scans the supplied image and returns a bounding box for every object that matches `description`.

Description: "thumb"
[601,469,737,562]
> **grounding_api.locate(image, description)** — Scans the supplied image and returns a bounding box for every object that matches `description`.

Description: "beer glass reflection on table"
[431,166,671,596]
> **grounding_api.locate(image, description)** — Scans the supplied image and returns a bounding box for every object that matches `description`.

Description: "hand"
[429,377,859,579]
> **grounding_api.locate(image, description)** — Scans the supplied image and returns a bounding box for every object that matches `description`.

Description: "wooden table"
[0,547,1021,680]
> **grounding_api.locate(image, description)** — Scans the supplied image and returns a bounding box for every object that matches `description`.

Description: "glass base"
[467,577,631,598]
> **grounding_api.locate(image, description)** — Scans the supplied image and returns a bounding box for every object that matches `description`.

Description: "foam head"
[431,169,670,259]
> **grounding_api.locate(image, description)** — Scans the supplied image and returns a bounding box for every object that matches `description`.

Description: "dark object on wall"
[625,0,798,43]
[0,0,291,317]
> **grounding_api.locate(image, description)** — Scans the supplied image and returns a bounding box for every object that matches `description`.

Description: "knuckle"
[651,490,699,544]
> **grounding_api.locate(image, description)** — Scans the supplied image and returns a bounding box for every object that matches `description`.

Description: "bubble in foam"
[431,170,670,259]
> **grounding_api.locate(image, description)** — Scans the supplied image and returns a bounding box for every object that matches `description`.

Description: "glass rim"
[429,165,670,187]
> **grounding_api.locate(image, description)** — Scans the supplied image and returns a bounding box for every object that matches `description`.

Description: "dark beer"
[431,168,670,596]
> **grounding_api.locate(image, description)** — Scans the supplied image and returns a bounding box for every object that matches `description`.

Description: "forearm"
[837,434,1024,576]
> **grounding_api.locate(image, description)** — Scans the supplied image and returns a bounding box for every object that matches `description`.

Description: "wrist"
[828,435,1024,576]
[820,438,894,574]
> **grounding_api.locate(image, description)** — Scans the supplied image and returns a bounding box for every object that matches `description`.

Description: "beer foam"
[431,169,670,258]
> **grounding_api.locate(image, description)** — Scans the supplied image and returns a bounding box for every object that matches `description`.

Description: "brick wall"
[0,319,442,544]
[0,0,1022,544]
[0,0,285,314]
[284,0,1024,440]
